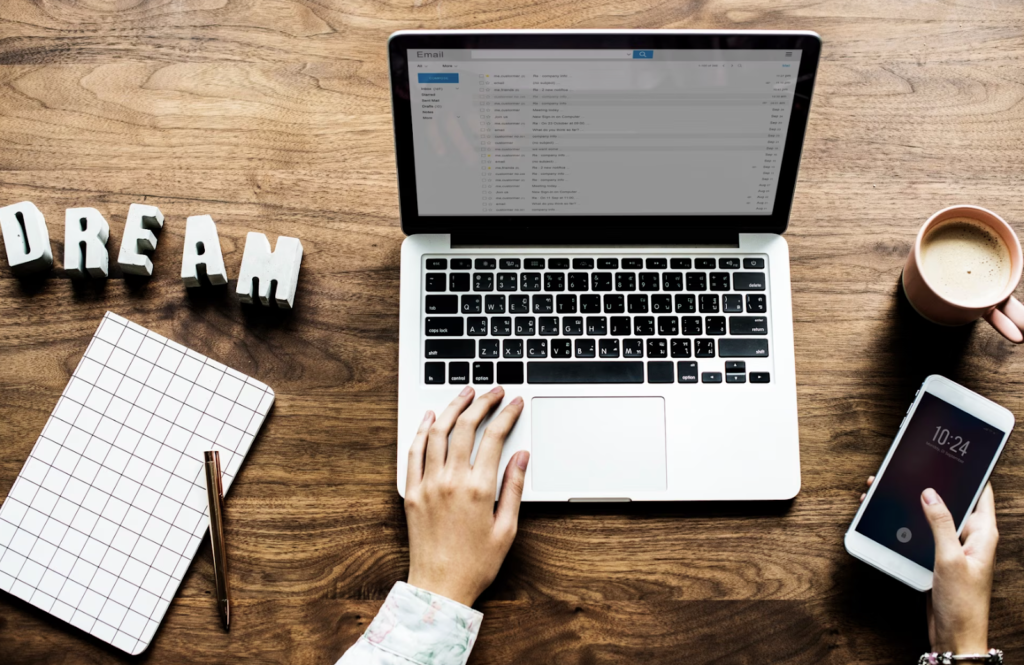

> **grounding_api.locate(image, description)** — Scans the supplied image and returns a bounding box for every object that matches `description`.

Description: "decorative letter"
[64,207,110,278]
[236,233,304,308]
[181,214,227,287]
[0,201,52,275]
[117,203,164,276]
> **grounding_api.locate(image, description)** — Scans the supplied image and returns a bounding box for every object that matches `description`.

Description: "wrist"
[406,575,478,608]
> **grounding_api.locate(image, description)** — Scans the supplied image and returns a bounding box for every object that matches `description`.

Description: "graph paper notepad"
[0,312,274,654]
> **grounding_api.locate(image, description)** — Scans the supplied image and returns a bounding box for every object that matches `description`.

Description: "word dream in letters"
[0,201,304,309]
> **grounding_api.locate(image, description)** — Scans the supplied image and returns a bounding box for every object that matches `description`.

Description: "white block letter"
[117,203,164,276]
[0,201,52,275]
[236,233,304,309]
[64,208,110,278]
[181,214,227,287]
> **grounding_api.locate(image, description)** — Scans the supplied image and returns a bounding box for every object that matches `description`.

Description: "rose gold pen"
[204,451,231,631]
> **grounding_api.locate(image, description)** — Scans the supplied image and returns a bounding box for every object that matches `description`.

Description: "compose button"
[632,50,654,59]
[417,73,459,83]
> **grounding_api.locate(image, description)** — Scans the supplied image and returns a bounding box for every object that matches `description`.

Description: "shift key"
[425,317,464,336]
[718,339,769,357]
[425,339,475,358]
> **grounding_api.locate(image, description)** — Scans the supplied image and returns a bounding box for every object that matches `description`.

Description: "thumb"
[495,451,529,539]
[921,488,962,565]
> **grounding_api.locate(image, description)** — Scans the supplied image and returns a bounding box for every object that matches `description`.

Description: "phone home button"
[896,527,912,543]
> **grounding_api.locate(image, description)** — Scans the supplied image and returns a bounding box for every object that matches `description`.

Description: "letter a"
[117,203,164,276]
[236,233,303,308]
[181,215,227,287]
[0,201,52,275]
[65,208,110,278]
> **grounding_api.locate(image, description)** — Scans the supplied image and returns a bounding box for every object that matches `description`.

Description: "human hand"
[859,478,997,653]
[405,386,529,607]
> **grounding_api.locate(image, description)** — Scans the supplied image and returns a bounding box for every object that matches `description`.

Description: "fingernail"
[860,493,865,501]
[460,386,474,397]
[923,488,942,505]
[516,451,530,470]
[422,410,433,424]
[511,396,523,406]
[490,385,503,394]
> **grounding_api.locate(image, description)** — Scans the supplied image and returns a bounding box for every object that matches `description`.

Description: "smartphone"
[845,374,1013,591]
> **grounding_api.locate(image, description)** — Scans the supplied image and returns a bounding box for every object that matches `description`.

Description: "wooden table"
[2,1,1023,662]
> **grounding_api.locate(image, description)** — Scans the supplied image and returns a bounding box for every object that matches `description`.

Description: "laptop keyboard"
[421,256,771,385]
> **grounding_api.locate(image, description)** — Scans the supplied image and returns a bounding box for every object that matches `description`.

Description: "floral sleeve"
[336,582,484,665]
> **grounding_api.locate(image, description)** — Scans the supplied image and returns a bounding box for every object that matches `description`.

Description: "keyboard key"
[586,316,607,335]
[699,294,719,313]
[503,340,523,359]
[647,339,667,358]
[451,258,472,270]
[544,272,565,291]
[663,273,683,291]
[686,273,706,291]
[670,339,691,358]
[750,372,771,383]
[485,295,506,314]
[725,361,746,373]
[426,295,457,313]
[497,361,524,384]
[726,373,746,384]
[479,340,499,358]
[461,295,481,314]
[634,317,655,336]
[425,317,463,336]
[746,294,767,313]
[539,317,559,335]
[734,272,766,291]
[729,316,768,335]
[591,272,612,291]
[573,258,595,270]
[646,258,667,270]
[557,294,577,314]
[475,258,496,270]
[696,258,716,269]
[563,317,583,335]
[709,272,730,292]
[491,317,511,336]
[610,316,631,336]
[622,258,643,269]
[449,362,470,385]
[473,362,494,384]
[467,317,487,336]
[579,294,601,313]
[743,258,765,269]
[426,274,446,292]
[515,317,536,336]
[549,259,570,269]
[719,258,741,269]
[639,272,659,291]
[598,258,619,269]
[648,361,673,383]
[426,258,447,270]
[527,339,548,358]
[568,272,589,291]
[682,316,703,336]
[677,361,698,383]
[657,316,679,336]
[628,294,649,313]
[723,294,743,313]
[623,339,644,357]
[695,338,715,358]
[551,339,572,358]
[675,294,696,313]
[575,339,596,358]
[450,273,470,292]
[425,362,445,384]
[527,361,644,384]
[525,258,545,270]
[497,273,518,291]
[705,316,726,335]
[718,339,769,357]
[521,273,541,291]
[670,258,692,269]
[604,294,625,313]
[615,273,636,291]
[425,340,475,359]
[533,295,553,314]
[509,295,530,313]
[651,294,672,313]
[599,339,620,358]
[500,258,521,270]
[702,372,723,383]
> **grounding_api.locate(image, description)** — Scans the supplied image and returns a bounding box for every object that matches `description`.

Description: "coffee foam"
[920,217,1012,307]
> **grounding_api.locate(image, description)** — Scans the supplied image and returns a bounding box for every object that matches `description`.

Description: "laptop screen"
[407,48,802,217]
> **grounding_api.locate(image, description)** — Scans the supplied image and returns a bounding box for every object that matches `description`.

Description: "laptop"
[388,30,821,501]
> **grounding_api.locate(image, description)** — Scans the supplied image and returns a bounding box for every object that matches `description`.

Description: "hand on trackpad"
[531,397,667,493]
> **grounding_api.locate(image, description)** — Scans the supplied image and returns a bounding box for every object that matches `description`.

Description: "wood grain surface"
[2,0,1024,663]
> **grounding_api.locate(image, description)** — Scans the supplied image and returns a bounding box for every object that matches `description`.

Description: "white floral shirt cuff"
[337,582,484,665]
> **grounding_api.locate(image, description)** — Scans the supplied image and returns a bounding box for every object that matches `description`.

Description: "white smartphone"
[845,374,1014,591]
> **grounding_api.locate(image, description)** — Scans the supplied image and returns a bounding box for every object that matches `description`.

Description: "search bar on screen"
[470,50,640,60]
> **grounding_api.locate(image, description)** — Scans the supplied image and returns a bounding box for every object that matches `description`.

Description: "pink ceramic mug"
[903,205,1024,343]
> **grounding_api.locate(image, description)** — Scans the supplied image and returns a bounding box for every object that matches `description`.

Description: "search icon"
[632,50,654,59]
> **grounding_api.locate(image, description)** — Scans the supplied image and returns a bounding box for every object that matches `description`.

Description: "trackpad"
[531,397,666,493]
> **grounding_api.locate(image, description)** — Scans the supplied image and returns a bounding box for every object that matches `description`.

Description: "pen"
[204,451,231,631]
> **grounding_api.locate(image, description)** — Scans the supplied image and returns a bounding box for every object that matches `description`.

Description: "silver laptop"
[389,30,821,501]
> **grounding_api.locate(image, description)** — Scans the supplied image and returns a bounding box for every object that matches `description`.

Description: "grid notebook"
[0,312,274,654]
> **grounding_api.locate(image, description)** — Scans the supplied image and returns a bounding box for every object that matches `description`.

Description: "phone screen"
[855,391,1004,570]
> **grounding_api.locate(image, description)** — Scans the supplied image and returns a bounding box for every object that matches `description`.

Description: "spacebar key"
[527,361,644,383]
[425,340,475,359]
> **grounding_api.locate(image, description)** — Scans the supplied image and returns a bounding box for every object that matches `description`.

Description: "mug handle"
[984,296,1024,343]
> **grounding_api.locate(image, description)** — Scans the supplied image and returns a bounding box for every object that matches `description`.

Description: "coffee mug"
[903,205,1024,343]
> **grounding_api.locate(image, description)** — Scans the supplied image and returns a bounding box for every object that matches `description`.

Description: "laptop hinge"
[451,229,741,248]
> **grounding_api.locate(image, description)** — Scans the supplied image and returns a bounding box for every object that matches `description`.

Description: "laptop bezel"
[388,30,821,239]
